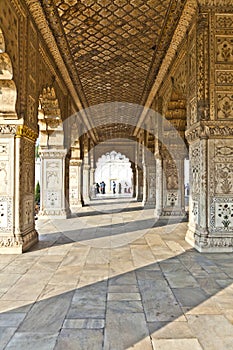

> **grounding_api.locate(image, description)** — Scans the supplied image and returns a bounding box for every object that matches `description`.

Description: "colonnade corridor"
[0,198,233,349]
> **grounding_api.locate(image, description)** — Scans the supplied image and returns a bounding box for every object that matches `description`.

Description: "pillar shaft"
[0,124,38,253]
[69,160,82,212]
[40,149,68,219]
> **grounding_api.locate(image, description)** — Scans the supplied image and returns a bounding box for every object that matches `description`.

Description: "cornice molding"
[185,121,233,142]
[197,0,233,7]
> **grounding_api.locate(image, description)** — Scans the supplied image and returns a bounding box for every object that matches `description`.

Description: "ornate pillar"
[142,164,156,207]
[136,165,143,201]
[81,138,90,204]
[142,132,156,208]
[131,162,136,198]
[154,145,163,218]
[69,159,82,212]
[135,142,143,201]
[185,4,233,252]
[160,147,186,218]
[89,147,96,199]
[39,148,68,219]
[0,124,38,253]
[82,163,90,204]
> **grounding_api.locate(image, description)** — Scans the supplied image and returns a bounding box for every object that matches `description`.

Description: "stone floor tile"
[54,329,103,350]
[4,332,58,350]
[187,314,233,350]
[18,291,73,333]
[108,284,139,293]
[0,300,34,313]
[107,292,141,301]
[48,266,81,285]
[104,313,152,350]
[63,318,105,329]
[0,327,16,349]
[172,288,208,307]
[151,338,203,350]
[0,313,26,327]
[0,273,22,294]
[1,198,233,349]
[148,321,195,338]
[107,300,144,313]
[164,272,199,288]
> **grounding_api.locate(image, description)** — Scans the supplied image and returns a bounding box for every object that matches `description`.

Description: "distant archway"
[95,151,133,196]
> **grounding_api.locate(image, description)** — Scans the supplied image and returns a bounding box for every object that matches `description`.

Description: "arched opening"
[0,28,17,119]
[95,151,133,197]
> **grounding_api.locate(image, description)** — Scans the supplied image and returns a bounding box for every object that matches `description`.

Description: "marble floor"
[1,198,233,349]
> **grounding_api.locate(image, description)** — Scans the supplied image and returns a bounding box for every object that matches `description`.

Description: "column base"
[39,209,68,219]
[143,200,156,208]
[70,202,83,213]
[0,229,38,254]
[160,209,187,220]
[185,227,233,253]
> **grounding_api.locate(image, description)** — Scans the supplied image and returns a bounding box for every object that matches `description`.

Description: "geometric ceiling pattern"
[39,0,187,140]
[54,0,171,106]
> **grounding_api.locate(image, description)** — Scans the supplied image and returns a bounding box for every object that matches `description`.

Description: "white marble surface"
[0,197,233,349]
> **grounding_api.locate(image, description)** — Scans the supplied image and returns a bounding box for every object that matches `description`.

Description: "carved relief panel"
[209,139,233,196]
[0,136,14,232]
[164,159,179,191]
[216,37,233,63]
[40,150,67,217]
[215,13,233,122]
[190,141,200,198]
[209,139,233,233]
[216,93,233,119]
[166,191,178,207]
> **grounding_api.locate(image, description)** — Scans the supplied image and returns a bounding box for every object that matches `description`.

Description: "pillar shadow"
[1,247,233,349]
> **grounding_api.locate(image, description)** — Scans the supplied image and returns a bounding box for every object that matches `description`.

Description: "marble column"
[0,124,38,253]
[142,163,156,208]
[160,147,186,219]
[186,125,233,252]
[136,165,143,201]
[69,159,82,212]
[155,153,163,218]
[39,148,68,219]
[131,163,136,198]
[82,164,90,204]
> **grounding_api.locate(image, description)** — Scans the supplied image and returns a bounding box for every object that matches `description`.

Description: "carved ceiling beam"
[24,0,97,143]
[196,0,233,7]
[134,0,197,137]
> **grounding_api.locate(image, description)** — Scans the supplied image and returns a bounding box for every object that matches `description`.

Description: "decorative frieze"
[0,236,22,248]
[0,125,17,134]
[186,121,233,142]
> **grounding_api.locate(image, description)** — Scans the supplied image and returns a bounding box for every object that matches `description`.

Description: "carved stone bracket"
[186,121,233,142]
[16,125,38,142]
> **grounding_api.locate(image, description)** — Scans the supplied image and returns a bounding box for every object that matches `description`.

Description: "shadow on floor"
[2,247,233,349]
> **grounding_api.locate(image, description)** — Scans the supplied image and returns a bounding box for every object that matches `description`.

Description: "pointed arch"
[38,85,64,148]
[0,27,17,118]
